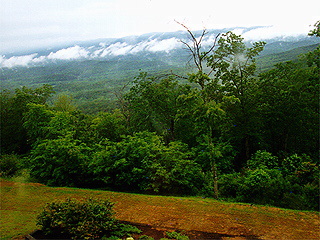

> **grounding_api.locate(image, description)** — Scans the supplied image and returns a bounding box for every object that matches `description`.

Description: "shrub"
[241,168,292,205]
[37,198,140,239]
[91,131,204,195]
[247,150,279,169]
[28,137,93,187]
[0,154,21,177]
[219,169,292,206]
[218,173,244,201]
[165,231,190,240]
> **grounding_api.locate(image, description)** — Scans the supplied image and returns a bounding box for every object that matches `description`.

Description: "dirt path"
[1,180,319,239]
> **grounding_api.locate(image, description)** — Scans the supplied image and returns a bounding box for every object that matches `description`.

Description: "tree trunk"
[212,162,219,199]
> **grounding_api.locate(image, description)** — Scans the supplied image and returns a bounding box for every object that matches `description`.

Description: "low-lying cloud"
[0,37,183,68]
[47,45,90,60]
[0,53,39,68]
[1,46,92,68]
[242,26,305,40]
[0,26,310,68]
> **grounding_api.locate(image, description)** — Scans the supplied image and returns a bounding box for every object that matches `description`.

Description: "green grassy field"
[1,178,319,239]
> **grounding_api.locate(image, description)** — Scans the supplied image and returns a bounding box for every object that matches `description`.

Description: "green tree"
[52,94,77,112]
[28,136,93,187]
[204,32,266,163]
[91,110,127,142]
[125,73,191,143]
[23,103,54,146]
[309,20,320,37]
[0,85,54,154]
[258,53,319,157]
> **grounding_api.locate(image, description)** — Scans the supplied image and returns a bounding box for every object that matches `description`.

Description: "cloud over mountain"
[0,26,316,68]
[0,54,39,68]
[47,45,90,60]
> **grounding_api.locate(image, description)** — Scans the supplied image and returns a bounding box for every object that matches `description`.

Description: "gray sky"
[1,0,319,53]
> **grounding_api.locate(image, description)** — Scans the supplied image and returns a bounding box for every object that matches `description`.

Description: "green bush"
[219,169,293,206]
[241,168,292,205]
[218,173,243,201]
[165,231,190,240]
[91,131,204,195]
[0,154,21,177]
[28,136,93,187]
[37,198,140,239]
[247,150,279,169]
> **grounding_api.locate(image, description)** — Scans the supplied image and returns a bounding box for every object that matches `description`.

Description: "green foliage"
[0,85,54,154]
[165,231,189,240]
[218,150,319,210]
[37,198,119,239]
[139,235,155,240]
[23,103,54,145]
[125,73,191,142]
[204,31,266,163]
[92,131,203,194]
[52,94,77,112]
[0,155,21,177]
[247,150,279,169]
[109,223,141,238]
[258,53,319,157]
[309,20,320,37]
[27,136,93,187]
[91,110,127,142]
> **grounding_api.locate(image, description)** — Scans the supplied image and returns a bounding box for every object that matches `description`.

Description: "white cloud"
[47,45,89,60]
[242,26,307,40]
[0,45,91,67]
[1,0,319,53]
[96,38,182,57]
[147,38,180,52]
[100,42,133,57]
[0,53,38,68]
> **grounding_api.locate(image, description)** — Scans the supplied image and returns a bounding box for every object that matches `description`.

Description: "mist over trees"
[1,26,319,211]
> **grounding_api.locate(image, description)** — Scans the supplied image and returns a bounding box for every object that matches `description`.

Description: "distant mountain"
[1,26,319,112]
[257,43,320,71]
[1,26,319,68]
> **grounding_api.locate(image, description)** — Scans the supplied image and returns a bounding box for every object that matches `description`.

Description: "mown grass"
[1,178,319,239]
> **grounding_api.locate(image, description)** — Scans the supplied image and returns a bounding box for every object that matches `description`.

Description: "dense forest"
[1,27,319,211]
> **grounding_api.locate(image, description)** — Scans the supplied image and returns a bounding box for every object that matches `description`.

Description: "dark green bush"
[37,198,140,239]
[218,173,243,201]
[91,131,204,195]
[247,150,279,169]
[28,137,93,187]
[0,154,21,177]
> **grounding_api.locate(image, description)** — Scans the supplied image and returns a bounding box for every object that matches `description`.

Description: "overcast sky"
[1,0,319,54]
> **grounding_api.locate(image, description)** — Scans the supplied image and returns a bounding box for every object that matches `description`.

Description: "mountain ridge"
[1,26,319,68]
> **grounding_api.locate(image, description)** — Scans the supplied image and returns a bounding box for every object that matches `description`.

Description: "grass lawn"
[1,178,319,239]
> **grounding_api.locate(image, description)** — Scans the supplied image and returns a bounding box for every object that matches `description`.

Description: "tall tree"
[176,21,221,89]
[205,32,266,163]
[0,85,54,154]
[258,52,319,158]
[125,73,191,143]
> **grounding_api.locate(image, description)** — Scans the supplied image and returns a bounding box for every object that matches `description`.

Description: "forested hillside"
[1,27,319,211]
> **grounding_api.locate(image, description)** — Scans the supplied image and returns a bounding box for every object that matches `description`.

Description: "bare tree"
[175,20,220,89]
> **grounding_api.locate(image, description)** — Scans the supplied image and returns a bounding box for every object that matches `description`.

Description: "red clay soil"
[1,180,319,240]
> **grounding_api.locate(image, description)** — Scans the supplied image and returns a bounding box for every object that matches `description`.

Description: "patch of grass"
[1,179,319,239]
[0,210,37,239]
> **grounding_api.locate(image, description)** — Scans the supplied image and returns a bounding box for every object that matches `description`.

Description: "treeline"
[1,31,319,210]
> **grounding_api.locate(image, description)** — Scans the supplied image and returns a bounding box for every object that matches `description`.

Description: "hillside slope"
[1,179,319,240]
